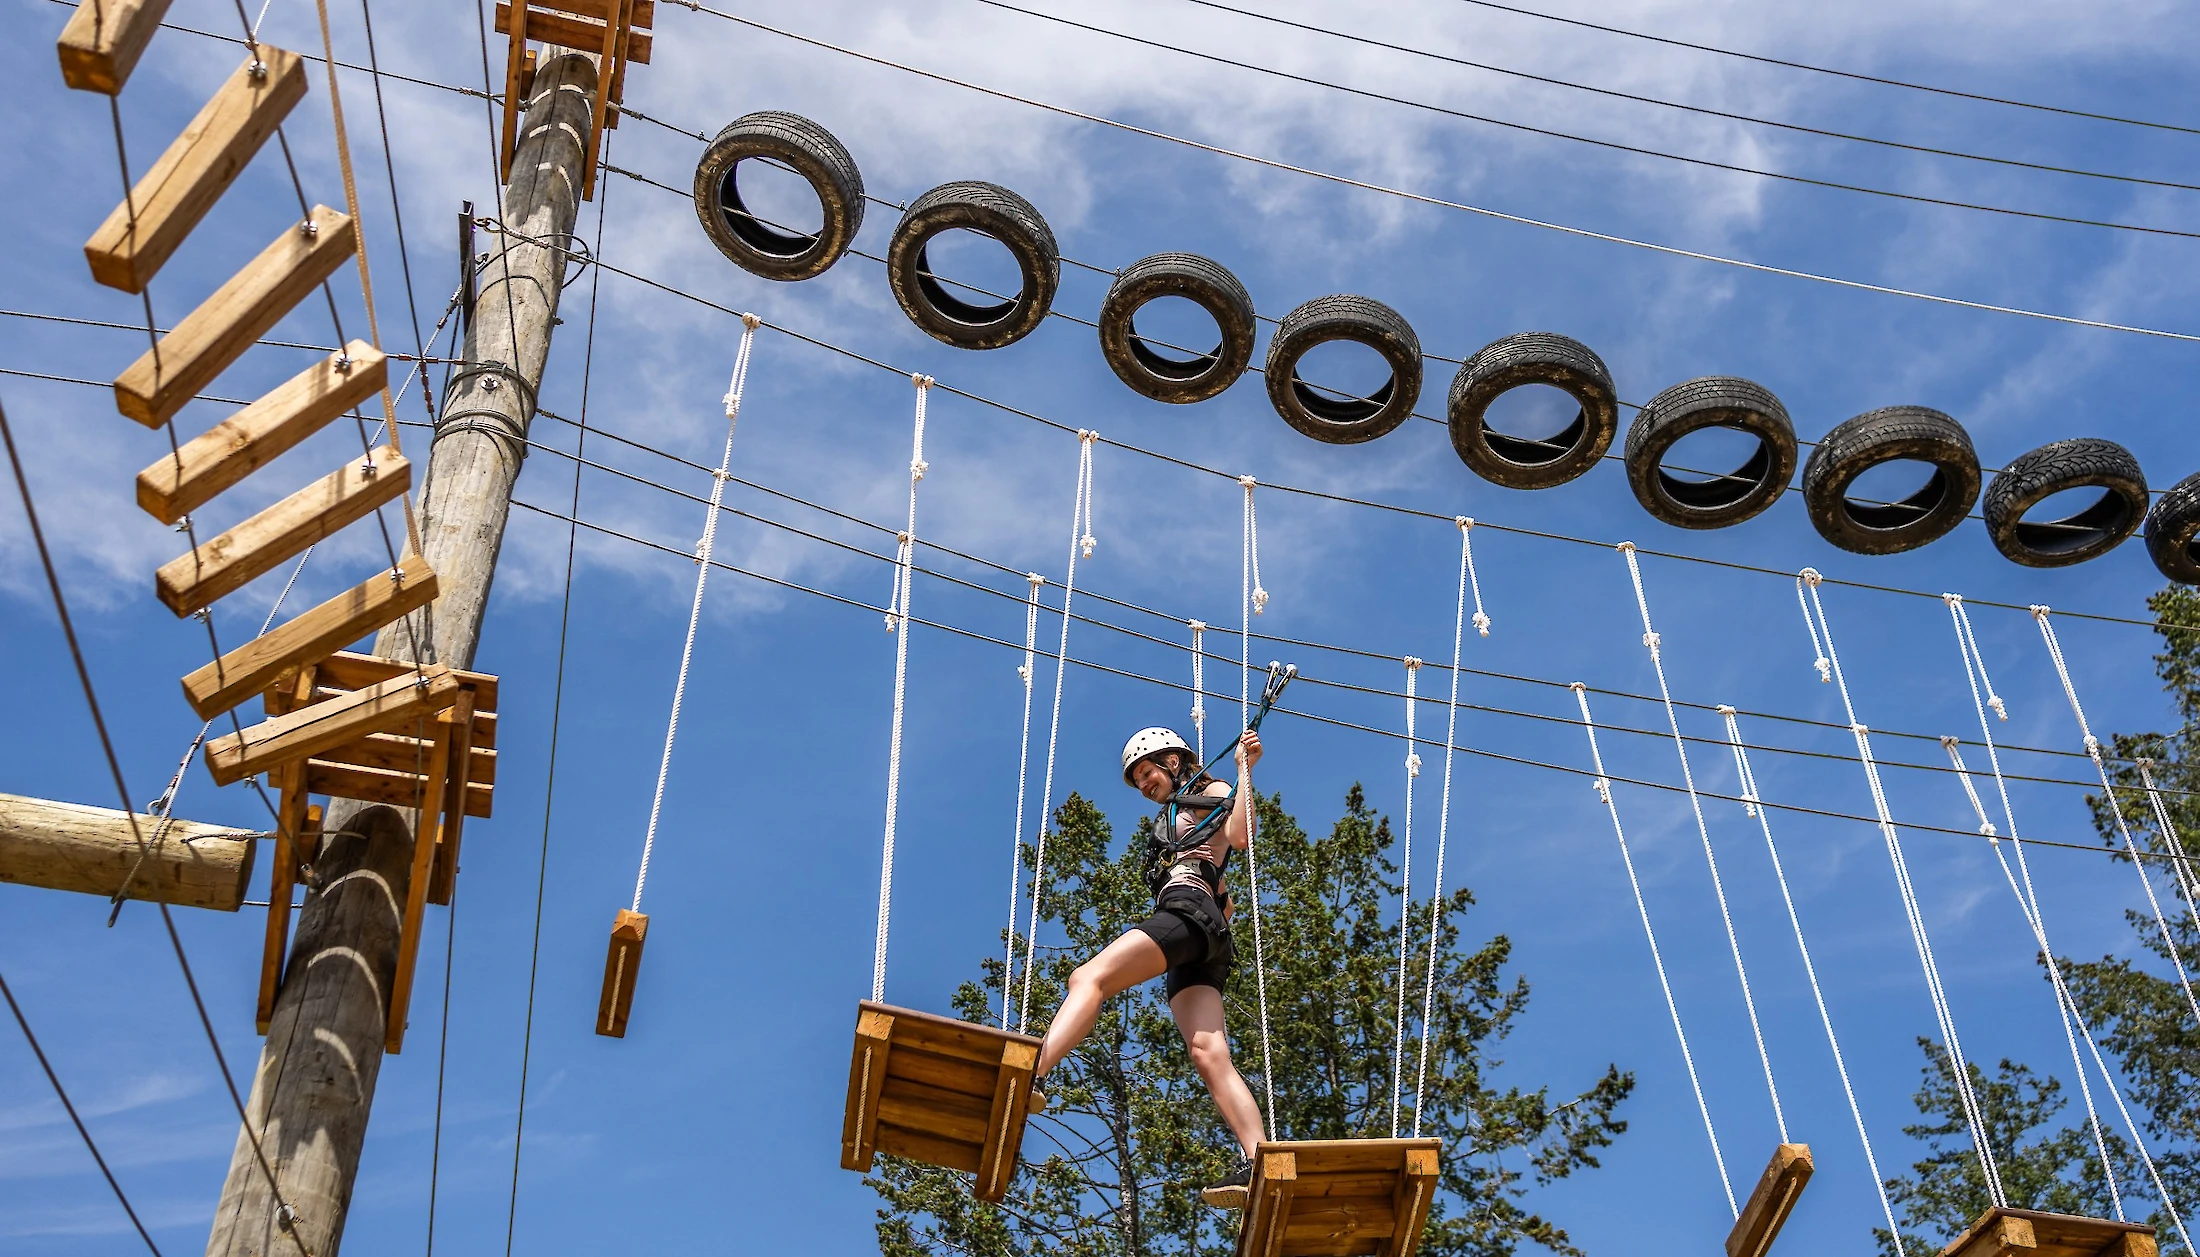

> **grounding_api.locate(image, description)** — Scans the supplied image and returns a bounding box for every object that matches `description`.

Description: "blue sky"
[3,0,2197,1252]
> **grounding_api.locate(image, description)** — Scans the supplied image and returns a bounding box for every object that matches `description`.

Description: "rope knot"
[740,311,762,330]
[1987,694,2007,721]
[1404,656,1422,671]
[1615,540,1636,555]
[1813,656,1831,683]
[1027,572,1046,589]
[1080,532,1096,560]
[2084,734,2103,761]
[1799,567,1823,588]
[1456,516,1473,531]
[1406,753,1422,778]
[1472,610,1492,636]
[2029,603,2052,620]
[1851,722,1869,737]
[911,372,932,390]
[1716,704,1737,715]
[1188,618,1206,632]
[910,457,929,482]
[1017,664,1031,682]
[1238,474,1257,489]
[1592,777,1611,804]
[1942,592,1962,608]
[1641,630,1660,653]
[1251,586,1269,615]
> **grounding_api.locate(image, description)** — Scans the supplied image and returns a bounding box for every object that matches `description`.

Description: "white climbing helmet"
[1121,726,1194,785]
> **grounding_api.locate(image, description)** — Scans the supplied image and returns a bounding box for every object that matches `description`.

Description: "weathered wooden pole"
[203,51,598,1257]
[0,792,257,910]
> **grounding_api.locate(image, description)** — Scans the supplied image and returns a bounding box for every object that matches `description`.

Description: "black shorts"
[1134,887,1235,1000]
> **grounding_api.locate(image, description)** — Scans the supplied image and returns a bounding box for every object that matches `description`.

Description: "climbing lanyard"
[1160,660,1296,855]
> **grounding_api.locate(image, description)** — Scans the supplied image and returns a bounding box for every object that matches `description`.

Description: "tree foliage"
[871,785,1632,1257]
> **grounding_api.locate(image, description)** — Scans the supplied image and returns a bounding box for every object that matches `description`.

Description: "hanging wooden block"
[1236,1139,1441,1257]
[840,1000,1042,1203]
[178,551,435,720]
[1726,1143,1812,1257]
[154,445,411,617]
[203,663,458,786]
[595,908,649,1037]
[139,341,386,525]
[57,0,175,94]
[113,205,355,428]
[1941,1207,2156,1257]
[84,48,308,293]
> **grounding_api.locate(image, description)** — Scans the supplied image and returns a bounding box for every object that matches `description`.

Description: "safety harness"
[1138,662,1297,907]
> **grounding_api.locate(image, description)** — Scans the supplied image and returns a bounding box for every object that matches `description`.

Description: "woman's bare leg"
[1036,929,1168,1077]
[1169,985,1265,1157]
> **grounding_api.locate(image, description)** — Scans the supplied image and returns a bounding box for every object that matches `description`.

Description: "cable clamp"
[191,607,212,624]
[173,516,193,533]
[299,217,318,238]
[359,456,379,478]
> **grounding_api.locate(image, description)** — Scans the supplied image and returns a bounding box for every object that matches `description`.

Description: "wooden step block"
[841,1000,1041,1202]
[1237,1139,1440,1257]
[203,664,457,786]
[1727,1144,1812,1257]
[496,3,652,62]
[1941,1208,2156,1257]
[303,651,500,717]
[57,0,175,94]
[595,908,649,1037]
[302,760,491,818]
[155,445,410,616]
[85,49,308,293]
[179,552,433,719]
[114,205,355,428]
[139,341,385,524]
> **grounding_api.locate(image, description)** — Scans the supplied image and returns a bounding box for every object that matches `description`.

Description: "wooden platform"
[495,0,653,196]
[1727,1143,1812,1257]
[1237,1139,1440,1257]
[1942,1208,2157,1257]
[841,1000,1042,1203]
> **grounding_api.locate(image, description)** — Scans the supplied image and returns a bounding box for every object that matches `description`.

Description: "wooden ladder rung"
[139,342,386,524]
[57,0,175,95]
[179,552,434,720]
[303,651,500,714]
[114,205,356,428]
[304,760,493,818]
[85,49,308,293]
[496,3,652,63]
[155,445,411,617]
[203,664,458,786]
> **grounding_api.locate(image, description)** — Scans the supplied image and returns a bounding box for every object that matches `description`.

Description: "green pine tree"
[872,785,1632,1257]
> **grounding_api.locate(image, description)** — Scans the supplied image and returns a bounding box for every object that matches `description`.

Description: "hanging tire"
[1446,332,1618,490]
[1096,252,1255,404]
[886,180,1059,350]
[1262,294,1421,444]
[1982,437,2147,568]
[692,111,864,282]
[1800,406,1980,555]
[1624,376,1796,530]
[2145,469,2200,584]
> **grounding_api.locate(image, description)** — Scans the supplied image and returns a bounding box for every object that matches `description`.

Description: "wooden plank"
[1296,1173,1401,1199]
[498,0,527,181]
[383,714,448,1053]
[886,1045,999,1098]
[180,554,432,720]
[531,0,653,27]
[1280,1140,1432,1174]
[1284,1197,1394,1241]
[426,689,477,905]
[0,790,254,910]
[593,907,648,1037]
[1943,1210,2158,1257]
[155,446,411,616]
[842,1007,895,1171]
[299,802,323,869]
[975,1039,1035,1202]
[1381,1147,1439,1257]
[868,999,1030,1066]
[313,730,495,783]
[113,205,355,427]
[875,1124,982,1174]
[304,761,493,818]
[879,1077,992,1145]
[1242,1148,1299,1257]
[495,4,652,62]
[310,651,499,715]
[203,664,457,786]
[57,0,175,94]
[85,49,308,292]
[140,342,387,525]
[1726,1143,1813,1257]
[256,762,308,1033]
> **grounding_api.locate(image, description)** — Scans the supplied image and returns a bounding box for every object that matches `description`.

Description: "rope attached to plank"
[1001,572,1044,1029]
[1241,474,1276,1136]
[1390,655,1421,1136]
[1411,517,1478,1136]
[872,374,933,1001]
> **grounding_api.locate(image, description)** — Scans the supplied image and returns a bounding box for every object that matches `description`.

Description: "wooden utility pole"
[203,51,597,1257]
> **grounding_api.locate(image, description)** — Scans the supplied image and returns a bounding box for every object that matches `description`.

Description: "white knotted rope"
[1619,542,1784,1145]
[1574,683,1736,1218]
[1718,706,1902,1246]
[1018,432,1099,1033]
[1412,517,1476,1136]
[1391,656,1422,1137]
[1241,476,1269,615]
[1797,571,2006,1206]
[1190,620,1208,759]
[633,316,759,914]
[871,374,933,1001]
[1001,572,1046,1028]
[2032,605,2200,1027]
[1459,516,1491,637]
[2135,758,2200,931]
[1241,473,1276,1136]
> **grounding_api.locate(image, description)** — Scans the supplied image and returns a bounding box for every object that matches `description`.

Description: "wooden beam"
[155,446,411,617]
[532,0,653,27]
[0,791,254,910]
[84,49,308,293]
[975,1039,1036,1202]
[139,342,386,525]
[842,1006,895,1170]
[426,688,478,905]
[306,652,499,720]
[57,0,175,94]
[314,728,494,785]
[1727,1143,1813,1257]
[303,761,493,818]
[257,762,309,1033]
[1243,1148,1299,1257]
[498,0,526,181]
[203,665,458,786]
[1381,1147,1440,1257]
[113,205,355,428]
[594,908,649,1037]
[383,714,448,1053]
[495,3,652,62]
[180,554,435,720]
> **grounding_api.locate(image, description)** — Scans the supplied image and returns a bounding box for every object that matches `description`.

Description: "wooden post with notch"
[595,909,649,1037]
[1727,1143,1813,1257]
[57,0,176,94]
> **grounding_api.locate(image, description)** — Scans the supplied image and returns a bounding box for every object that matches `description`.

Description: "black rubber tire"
[1982,437,2147,568]
[886,180,1059,350]
[1624,376,1796,530]
[1800,406,1980,555]
[1096,253,1255,404]
[692,111,864,282]
[1446,332,1618,489]
[1262,294,1422,444]
[2145,469,2200,584]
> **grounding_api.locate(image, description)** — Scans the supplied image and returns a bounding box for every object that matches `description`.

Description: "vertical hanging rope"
[1618,543,1785,1142]
[1018,432,1099,1032]
[1573,683,1736,1218]
[1390,657,1422,1137]
[1797,571,2006,1207]
[872,375,933,1003]
[1001,573,1046,1028]
[1412,517,1478,1135]
[2135,759,2200,926]
[1241,474,1277,1136]
[631,316,759,914]
[1190,620,1208,760]
[2032,605,2200,1027]
[1719,705,1904,1244]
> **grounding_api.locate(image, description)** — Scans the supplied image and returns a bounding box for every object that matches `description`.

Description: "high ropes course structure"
[2,2,2197,1256]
